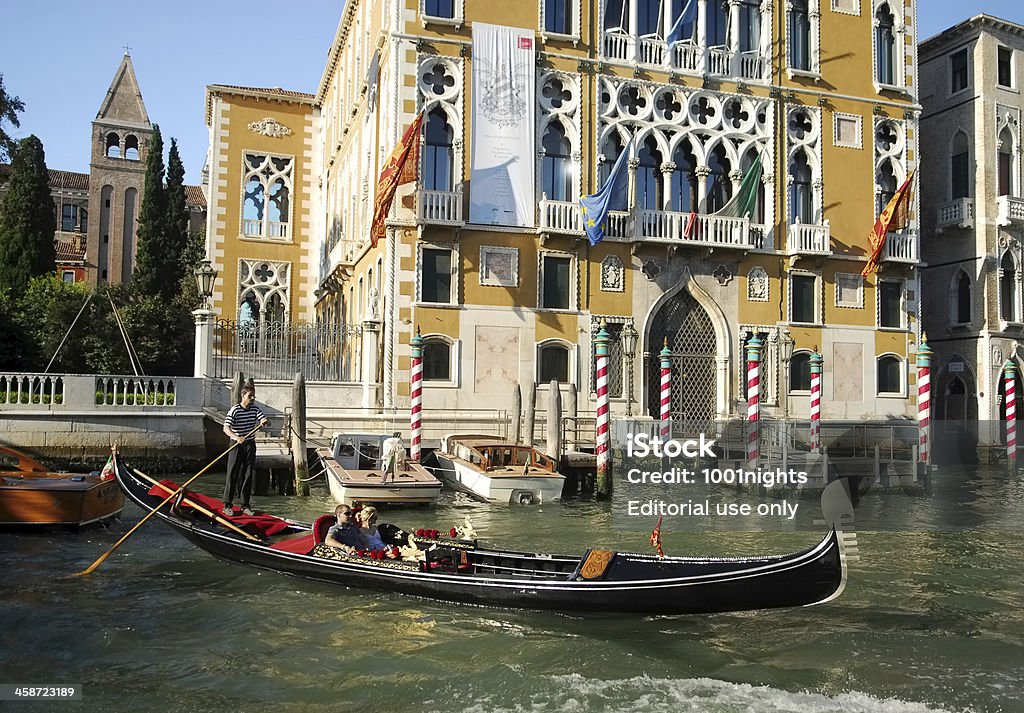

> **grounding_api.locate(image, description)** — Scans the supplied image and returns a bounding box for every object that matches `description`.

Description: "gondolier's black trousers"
[223,440,257,508]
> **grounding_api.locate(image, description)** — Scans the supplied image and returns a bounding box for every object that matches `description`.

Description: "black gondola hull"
[113,454,850,614]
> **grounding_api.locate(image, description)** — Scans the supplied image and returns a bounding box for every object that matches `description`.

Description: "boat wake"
[444,673,959,713]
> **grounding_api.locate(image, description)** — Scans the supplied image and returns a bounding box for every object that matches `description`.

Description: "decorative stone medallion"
[248,117,294,138]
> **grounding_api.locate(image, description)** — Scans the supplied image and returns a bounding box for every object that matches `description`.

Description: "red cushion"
[268,534,315,553]
[312,514,335,545]
[146,480,292,537]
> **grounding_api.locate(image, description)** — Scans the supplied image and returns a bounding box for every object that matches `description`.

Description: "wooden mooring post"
[292,371,309,496]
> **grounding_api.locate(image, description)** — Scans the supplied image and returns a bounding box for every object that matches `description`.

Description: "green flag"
[714,153,763,220]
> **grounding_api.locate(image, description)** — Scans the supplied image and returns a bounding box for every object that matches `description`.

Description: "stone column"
[192,308,215,378]
[362,319,382,410]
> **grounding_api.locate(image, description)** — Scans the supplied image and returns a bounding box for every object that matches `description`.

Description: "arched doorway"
[645,289,717,433]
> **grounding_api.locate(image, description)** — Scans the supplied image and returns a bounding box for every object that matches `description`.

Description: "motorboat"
[0,446,124,526]
[429,434,565,504]
[319,433,441,506]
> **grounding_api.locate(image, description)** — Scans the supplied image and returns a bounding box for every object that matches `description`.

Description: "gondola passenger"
[325,505,361,554]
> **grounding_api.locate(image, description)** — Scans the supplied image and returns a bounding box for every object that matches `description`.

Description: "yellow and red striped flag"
[370,112,423,247]
[862,171,915,277]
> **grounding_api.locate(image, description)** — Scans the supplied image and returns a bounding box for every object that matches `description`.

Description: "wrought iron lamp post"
[194,259,218,310]
[780,330,795,429]
[621,323,639,418]
[192,259,219,378]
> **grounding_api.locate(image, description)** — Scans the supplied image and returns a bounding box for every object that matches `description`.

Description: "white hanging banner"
[470,22,535,227]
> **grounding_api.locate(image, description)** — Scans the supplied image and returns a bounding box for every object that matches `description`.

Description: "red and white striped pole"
[1004,359,1017,470]
[410,328,424,462]
[595,324,611,497]
[746,335,763,470]
[659,339,672,441]
[809,350,823,453]
[916,337,932,466]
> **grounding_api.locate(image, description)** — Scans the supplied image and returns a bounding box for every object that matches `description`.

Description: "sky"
[2,1,1022,186]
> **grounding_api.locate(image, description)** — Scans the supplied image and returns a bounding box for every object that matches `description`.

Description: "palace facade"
[204,0,923,426]
[919,14,1024,447]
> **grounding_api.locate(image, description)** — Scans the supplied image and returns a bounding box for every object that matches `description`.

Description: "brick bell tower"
[84,52,153,285]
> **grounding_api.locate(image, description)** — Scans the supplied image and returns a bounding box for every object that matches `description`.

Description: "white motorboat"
[429,434,565,505]
[319,433,441,507]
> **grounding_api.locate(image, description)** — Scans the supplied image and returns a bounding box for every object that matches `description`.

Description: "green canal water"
[1,463,1022,713]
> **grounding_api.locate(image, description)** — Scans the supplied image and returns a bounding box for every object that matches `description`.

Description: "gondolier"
[222,383,270,516]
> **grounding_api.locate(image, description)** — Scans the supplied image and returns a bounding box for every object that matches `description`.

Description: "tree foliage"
[0,74,25,162]
[0,135,56,295]
[162,139,190,296]
[132,125,166,296]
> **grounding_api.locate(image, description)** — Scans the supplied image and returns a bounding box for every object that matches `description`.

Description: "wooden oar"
[74,424,262,576]
[130,467,259,542]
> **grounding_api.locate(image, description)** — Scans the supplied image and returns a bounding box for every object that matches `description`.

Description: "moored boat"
[429,434,565,504]
[0,446,124,526]
[320,432,441,506]
[111,449,857,615]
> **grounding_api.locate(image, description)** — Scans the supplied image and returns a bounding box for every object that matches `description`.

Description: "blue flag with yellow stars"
[579,135,634,247]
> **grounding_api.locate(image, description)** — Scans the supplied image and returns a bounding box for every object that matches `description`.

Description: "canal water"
[2,463,1022,713]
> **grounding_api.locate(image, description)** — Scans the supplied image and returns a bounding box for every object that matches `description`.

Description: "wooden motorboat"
[319,433,441,506]
[429,434,565,504]
[0,446,124,526]
[112,450,857,615]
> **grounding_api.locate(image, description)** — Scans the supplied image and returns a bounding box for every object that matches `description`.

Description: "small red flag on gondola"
[650,515,665,558]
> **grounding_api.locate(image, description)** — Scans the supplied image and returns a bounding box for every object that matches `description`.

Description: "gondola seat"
[268,514,335,554]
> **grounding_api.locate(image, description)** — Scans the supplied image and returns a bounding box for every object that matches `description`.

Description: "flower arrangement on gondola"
[413,518,477,542]
[354,546,403,560]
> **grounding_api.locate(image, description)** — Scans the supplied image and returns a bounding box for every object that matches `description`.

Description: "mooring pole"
[1004,359,1017,472]
[292,371,309,496]
[810,350,823,453]
[410,329,424,462]
[595,324,611,498]
[746,335,763,471]
[916,336,932,468]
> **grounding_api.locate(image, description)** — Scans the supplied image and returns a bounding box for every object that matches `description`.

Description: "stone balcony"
[997,195,1024,227]
[539,201,772,249]
[786,221,831,256]
[881,229,919,264]
[936,198,974,231]
[417,188,463,226]
[602,32,767,81]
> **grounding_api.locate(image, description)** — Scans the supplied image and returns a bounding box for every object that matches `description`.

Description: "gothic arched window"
[876,4,896,85]
[636,135,662,210]
[424,108,454,192]
[790,150,813,224]
[542,122,572,201]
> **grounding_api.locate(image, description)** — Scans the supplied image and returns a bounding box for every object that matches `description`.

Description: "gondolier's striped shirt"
[225,403,267,442]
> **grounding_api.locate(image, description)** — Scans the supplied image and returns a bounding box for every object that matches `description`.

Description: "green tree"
[132,125,166,296]
[162,139,190,297]
[9,276,92,372]
[0,74,25,162]
[0,136,56,295]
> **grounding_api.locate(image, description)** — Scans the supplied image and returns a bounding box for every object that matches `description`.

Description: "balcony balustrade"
[786,221,831,255]
[603,32,631,62]
[881,229,919,263]
[936,198,974,230]
[418,188,463,226]
[538,199,583,235]
[243,220,289,239]
[997,195,1024,227]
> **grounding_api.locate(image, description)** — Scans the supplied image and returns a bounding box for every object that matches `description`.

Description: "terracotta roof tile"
[55,235,87,262]
[48,169,90,191]
[185,184,207,207]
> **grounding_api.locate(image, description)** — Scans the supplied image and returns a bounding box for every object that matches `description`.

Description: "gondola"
[112,451,857,615]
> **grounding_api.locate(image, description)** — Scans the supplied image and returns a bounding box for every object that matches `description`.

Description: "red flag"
[649,515,665,558]
[683,211,699,240]
[862,171,915,277]
[370,113,423,247]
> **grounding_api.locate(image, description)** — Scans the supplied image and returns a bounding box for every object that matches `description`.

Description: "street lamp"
[621,322,639,418]
[780,330,795,420]
[194,259,218,310]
